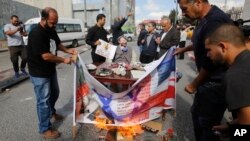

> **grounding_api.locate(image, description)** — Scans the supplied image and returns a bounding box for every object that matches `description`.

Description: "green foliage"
[169,9,177,24]
[179,17,197,25]
[122,25,135,33]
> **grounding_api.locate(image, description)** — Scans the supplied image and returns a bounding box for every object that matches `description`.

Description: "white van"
[23,17,85,47]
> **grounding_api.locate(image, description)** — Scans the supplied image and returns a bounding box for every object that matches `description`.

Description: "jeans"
[139,52,155,64]
[30,73,60,133]
[139,45,143,53]
[191,82,226,141]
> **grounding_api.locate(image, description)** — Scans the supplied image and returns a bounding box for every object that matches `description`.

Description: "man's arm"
[4,26,21,36]
[174,44,194,55]
[41,53,71,64]
[86,27,96,47]
[185,68,210,94]
[20,31,28,37]
[112,13,132,30]
[58,43,77,55]
[237,106,250,124]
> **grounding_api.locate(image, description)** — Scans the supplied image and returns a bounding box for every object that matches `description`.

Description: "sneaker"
[14,72,20,78]
[21,69,28,75]
[42,129,60,139]
[51,113,64,121]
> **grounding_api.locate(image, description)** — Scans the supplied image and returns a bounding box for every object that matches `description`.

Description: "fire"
[94,111,144,140]
[117,125,143,137]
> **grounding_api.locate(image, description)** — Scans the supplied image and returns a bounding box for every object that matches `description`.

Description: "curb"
[0,45,91,93]
[0,48,8,52]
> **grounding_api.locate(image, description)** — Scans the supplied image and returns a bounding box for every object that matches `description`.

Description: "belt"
[209,79,221,83]
[9,45,23,47]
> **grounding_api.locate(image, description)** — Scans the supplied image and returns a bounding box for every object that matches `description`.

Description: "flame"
[94,111,144,139]
[117,125,143,137]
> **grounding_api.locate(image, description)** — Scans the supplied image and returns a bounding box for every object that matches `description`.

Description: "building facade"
[0,0,73,39]
[72,0,135,32]
[242,0,250,25]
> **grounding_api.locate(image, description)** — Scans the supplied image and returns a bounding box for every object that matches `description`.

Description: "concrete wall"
[16,0,73,18]
[242,0,250,25]
[73,0,135,31]
[0,0,73,39]
[73,2,105,28]
[0,0,40,39]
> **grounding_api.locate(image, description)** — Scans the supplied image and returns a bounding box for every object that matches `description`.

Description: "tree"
[180,16,197,25]
[169,9,177,24]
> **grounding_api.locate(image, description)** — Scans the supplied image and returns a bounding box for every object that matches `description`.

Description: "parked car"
[23,17,85,48]
[107,31,135,42]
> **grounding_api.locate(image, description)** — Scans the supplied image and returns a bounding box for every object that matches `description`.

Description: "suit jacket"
[137,29,147,46]
[158,27,180,58]
[141,31,160,57]
[111,18,127,45]
[112,46,137,64]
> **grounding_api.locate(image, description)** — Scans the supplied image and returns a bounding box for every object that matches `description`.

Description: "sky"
[72,0,246,24]
[135,0,245,24]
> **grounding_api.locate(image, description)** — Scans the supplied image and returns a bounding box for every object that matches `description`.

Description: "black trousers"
[91,50,106,63]
[191,82,226,141]
[8,46,27,72]
[139,53,155,64]
[179,41,186,59]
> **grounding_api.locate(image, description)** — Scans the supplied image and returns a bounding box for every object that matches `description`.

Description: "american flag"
[74,47,176,125]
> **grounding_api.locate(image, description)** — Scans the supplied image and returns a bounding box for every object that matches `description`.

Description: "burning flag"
[73,47,176,126]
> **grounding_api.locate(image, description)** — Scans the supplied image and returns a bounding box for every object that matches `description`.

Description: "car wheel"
[72,39,78,48]
[127,37,132,41]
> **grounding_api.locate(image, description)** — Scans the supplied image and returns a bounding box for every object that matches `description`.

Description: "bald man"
[27,7,77,139]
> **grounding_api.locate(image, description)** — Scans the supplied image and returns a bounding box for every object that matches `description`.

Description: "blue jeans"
[30,73,60,133]
[139,45,143,53]
[191,82,226,141]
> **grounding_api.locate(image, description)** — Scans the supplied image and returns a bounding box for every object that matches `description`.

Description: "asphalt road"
[0,41,202,141]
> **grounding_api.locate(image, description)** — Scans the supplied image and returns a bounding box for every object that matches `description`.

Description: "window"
[55,24,82,33]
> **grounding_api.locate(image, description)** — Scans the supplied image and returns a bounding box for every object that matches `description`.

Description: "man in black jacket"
[139,21,160,64]
[111,12,132,45]
[137,23,147,53]
[86,14,109,63]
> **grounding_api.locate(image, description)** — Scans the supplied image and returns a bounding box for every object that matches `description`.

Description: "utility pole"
[84,0,87,28]
[110,0,112,27]
[174,0,178,25]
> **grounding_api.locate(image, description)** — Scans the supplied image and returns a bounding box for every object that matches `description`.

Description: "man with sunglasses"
[175,0,233,140]
[27,7,77,139]
[4,15,28,78]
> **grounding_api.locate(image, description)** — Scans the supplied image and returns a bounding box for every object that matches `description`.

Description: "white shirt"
[180,30,187,42]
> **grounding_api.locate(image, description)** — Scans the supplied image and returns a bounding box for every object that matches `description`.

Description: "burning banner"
[73,47,176,126]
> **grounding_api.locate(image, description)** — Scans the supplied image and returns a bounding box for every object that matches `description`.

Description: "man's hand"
[128,12,133,17]
[63,58,71,64]
[212,124,229,137]
[174,47,185,56]
[155,37,161,44]
[95,40,101,46]
[185,83,197,94]
[66,48,78,55]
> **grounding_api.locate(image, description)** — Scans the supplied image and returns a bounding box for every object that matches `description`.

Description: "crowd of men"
[3,0,250,140]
